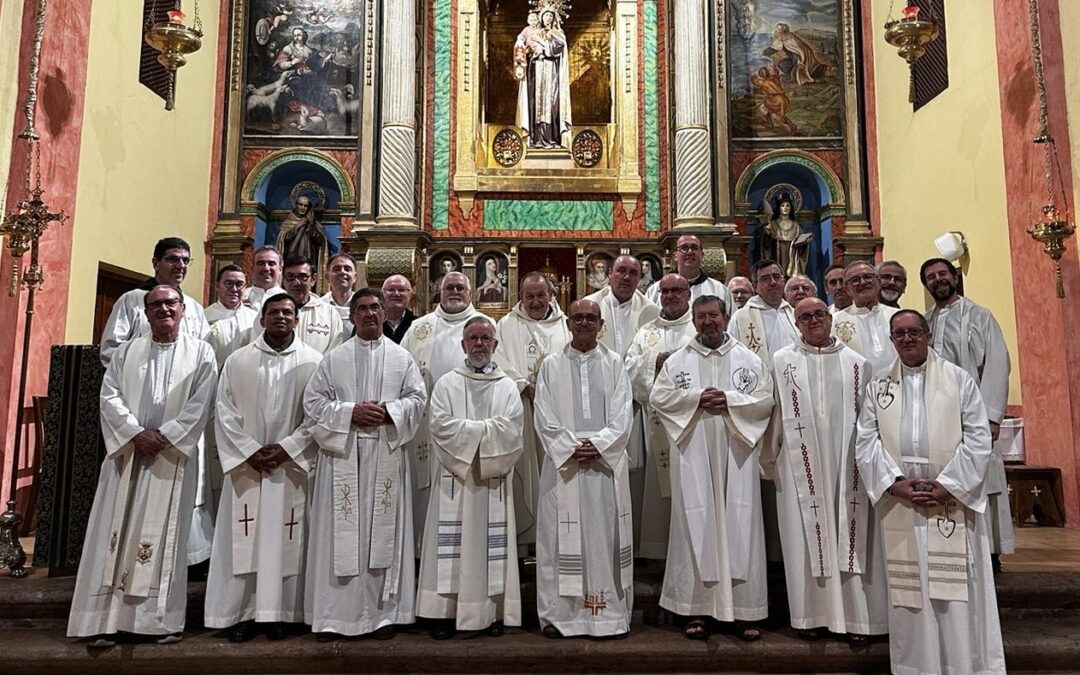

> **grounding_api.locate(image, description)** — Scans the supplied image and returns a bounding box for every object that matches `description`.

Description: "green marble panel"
[483,199,614,231]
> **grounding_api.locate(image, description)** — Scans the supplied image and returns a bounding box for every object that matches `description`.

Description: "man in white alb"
[534,299,634,639]
[493,271,570,554]
[69,285,217,647]
[825,264,852,314]
[243,246,284,314]
[768,297,887,643]
[418,317,524,639]
[832,261,898,373]
[205,293,322,642]
[729,259,797,369]
[650,295,774,642]
[856,310,1004,675]
[205,265,258,366]
[303,287,427,639]
[382,274,417,344]
[322,252,358,342]
[922,257,1014,569]
[645,234,734,315]
[783,274,817,308]
[401,272,492,549]
[280,256,343,354]
[624,274,695,560]
[727,276,754,310]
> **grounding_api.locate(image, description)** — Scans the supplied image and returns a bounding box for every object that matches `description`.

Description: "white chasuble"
[494,303,570,551]
[68,335,217,638]
[650,337,773,622]
[205,302,258,367]
[769,340,888,634]
[204,336,322,627]
[856,351,1004,675]
[303,336,427,636]
[417,366,524,630]
[831,304,899,375]
[534,344,634,637]
[624,310,696,559]
[582,286,659,358]
[293,295,344,354]
[729,296,797,369]
[401,305,492,548]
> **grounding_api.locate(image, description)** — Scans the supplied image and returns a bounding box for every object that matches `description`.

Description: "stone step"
[2,614,1079,674]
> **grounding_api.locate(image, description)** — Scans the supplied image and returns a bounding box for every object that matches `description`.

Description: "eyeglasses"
[161,255,191,266]
[147,298,182,310]
[890,329,928,340]
[570,314,600,324]
[878,274,906,283]
[443,284,468,293]
[659,286,689,295]
[796,310,830,323]
[284,273,311,283]
[220,280,245,289]
[676,245,702,253]
[464,335,495,344]
[847,274,876,285]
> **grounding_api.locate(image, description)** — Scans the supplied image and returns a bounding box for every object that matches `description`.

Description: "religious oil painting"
[728,0,843,139]
[475,252,510,307]
[244,0,362,137]
[429,251,463,308]
[636,253,662,292]
[585,252,613,292]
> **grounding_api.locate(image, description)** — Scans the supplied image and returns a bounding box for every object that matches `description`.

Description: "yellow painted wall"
[64,1,221,342]
[1060,1,1080,273]
[0,0,27,210]
[869,0,1022,404]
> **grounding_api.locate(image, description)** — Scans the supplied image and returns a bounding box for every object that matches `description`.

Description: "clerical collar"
[467,360,497,374]
[686,273,707,287]
[265,334,295,352]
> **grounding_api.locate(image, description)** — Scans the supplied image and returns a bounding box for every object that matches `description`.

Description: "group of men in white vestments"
[68,234,1011,673]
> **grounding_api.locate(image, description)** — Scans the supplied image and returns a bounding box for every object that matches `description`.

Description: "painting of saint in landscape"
[728,0,843,139]
[244,0,362,137]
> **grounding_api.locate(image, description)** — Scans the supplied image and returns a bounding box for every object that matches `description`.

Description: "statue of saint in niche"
[515,4,572,149]
[277,185,329,275]
[760,192,812,277]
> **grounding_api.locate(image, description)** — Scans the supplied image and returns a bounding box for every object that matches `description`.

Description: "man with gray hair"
[401,272,493,547]
[381,274,416,343]
[727,276,754,310]
[783,274,817,308]
[877,260,908,308]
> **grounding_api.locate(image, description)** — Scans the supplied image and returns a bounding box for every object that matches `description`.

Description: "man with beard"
[322,253,358,341]
[832,261,899,373]
[69,286,217,647]
[303,288,427,639]
[625,274,696,560]
[205,293,322,643]
[767,297,887,644]
[534,299,634,639]
[877,261,908,309]
[645,235,734,315]
[100,237,210,366]
[382,274,417,343]
[279,256,343,353]
[584,255,659,357]
[243,247,284,314]
[206,265,259,366]
[417,318,524,639]
[783,274,817,308]
[730,259,797,369]
[651,295,774,642]
[825,264,852,313]
[493,271,571,554]
[856,310,1004,675]
[921,258,1014,569]
[401,272,493,549]
[727,276,754,310]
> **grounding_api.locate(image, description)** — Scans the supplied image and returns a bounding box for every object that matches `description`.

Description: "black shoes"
[228,621,258,643]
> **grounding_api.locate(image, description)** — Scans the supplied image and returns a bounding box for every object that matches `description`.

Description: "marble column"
[672,0,714,227]
[375,0,417,227]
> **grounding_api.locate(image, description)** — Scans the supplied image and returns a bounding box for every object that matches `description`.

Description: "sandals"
[683,618,709,640]
[735,623,762,642]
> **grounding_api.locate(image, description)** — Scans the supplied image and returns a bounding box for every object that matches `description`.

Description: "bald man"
[646,235,734,315]
[382,274,417,343]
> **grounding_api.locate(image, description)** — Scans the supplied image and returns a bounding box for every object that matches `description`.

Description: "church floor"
[1001,526,1080,572]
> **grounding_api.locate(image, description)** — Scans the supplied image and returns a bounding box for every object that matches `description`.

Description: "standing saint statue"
[515,4,572,149]
[276,192,329,277]
[760,193,811,277]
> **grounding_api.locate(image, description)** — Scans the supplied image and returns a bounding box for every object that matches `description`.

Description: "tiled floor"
[1002,526,1080,572]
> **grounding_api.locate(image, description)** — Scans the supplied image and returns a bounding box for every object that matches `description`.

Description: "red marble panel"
[859,0,882,234]
[0,0,93,490]
[656,0,671,232]
[204,0,232,301]
[240,147,274,185]
[994,0,1080,525]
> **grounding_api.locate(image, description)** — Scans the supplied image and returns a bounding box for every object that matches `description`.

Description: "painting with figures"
[727,0,843,139]
[244,0,362,137]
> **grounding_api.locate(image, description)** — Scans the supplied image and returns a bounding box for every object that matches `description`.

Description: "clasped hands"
[352,400,389,429]
[131,429,170,458]
[698,387,728,415]
[573,440,601,464]
[889,477,952,508]
[246,444,289,474]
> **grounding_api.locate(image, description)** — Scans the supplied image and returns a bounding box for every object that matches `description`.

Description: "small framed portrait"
[585,252,613,292]
[475,251,510,307]
[429,251,462,307]
[637,253,663,292]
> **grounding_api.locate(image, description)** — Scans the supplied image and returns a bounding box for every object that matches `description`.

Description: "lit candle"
[167,9,186,24]
[902,5,920,20]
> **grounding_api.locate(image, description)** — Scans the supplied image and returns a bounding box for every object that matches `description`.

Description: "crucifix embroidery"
[783,363,800,389]
[809,501,820,517]
[794,422,807,438]
[561,512,578,534]
[416,442,430,464]
[442,473,457,499]
[584,591,607,616]
[285,508,299,541]
[238,504,255,537]
[674,371,692,390]
[338,484,354,521]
